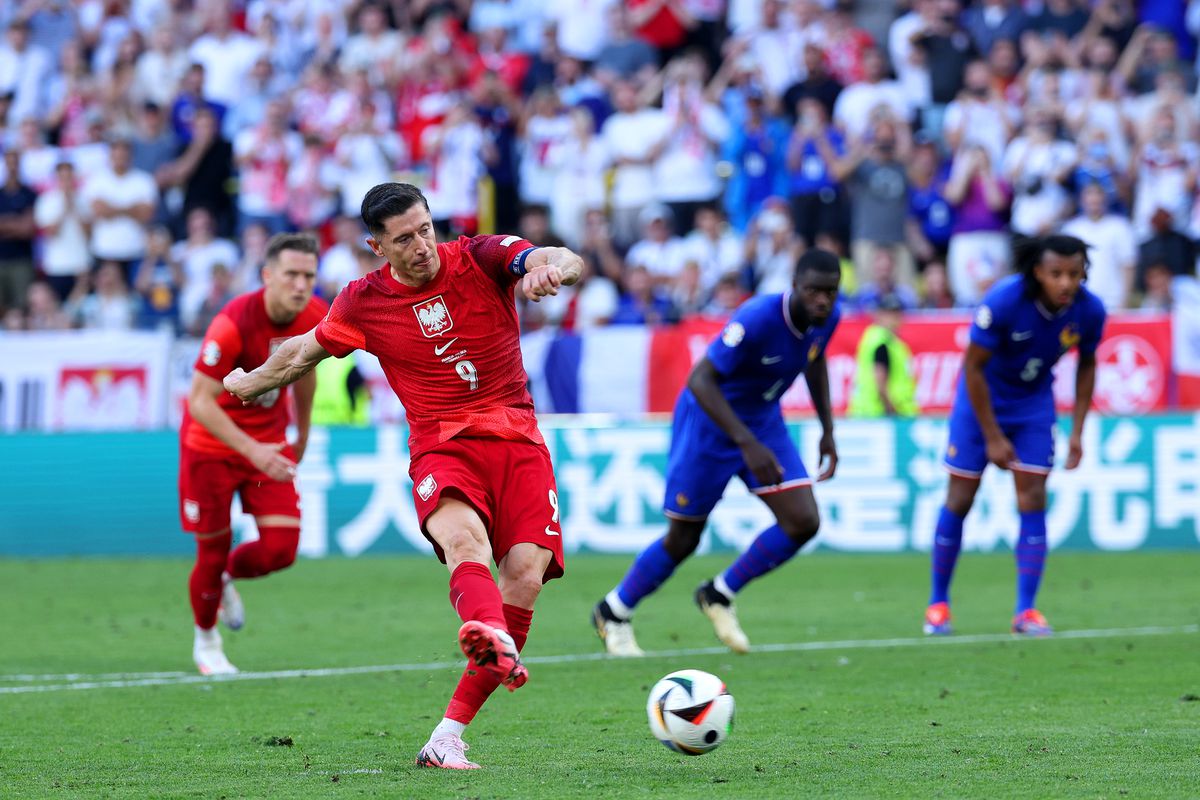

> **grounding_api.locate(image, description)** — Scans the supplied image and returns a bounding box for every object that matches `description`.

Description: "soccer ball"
[646,669,735,755]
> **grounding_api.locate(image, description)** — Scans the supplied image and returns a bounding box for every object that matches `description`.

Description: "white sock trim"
[713,574,736,601]
[604,589,633,620]
[432,718,467,739]
[194,625,220,645]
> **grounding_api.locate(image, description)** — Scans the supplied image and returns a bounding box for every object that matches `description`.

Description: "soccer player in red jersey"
[224,183,583,768]
[182,233,327,676]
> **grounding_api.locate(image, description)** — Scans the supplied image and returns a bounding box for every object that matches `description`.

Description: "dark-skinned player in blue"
[925,234,1106,638]
[592,249,842,655]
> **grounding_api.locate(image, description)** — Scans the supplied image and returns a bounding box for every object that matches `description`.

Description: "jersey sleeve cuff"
[507,247,538,277]
[314,324,356,358]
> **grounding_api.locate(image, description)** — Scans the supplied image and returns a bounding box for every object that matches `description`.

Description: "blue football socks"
[930,506,965,606]
[1015,509,1047,613]
[720,524,802,595]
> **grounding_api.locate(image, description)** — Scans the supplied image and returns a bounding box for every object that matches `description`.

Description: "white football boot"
[416,732,481,769]
[193,626,239,676]
[592,601,645,657]
[695,581,751,654]
[216,572,244,631]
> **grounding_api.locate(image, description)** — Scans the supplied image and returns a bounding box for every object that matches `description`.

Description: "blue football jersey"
[697,292,842,420]
[958,274,1107,422]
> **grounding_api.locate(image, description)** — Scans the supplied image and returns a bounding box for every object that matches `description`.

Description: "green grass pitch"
[1,552,1197,799]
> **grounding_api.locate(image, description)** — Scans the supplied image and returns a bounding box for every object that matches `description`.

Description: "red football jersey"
[314,234,541,460]
[184,289,329,455]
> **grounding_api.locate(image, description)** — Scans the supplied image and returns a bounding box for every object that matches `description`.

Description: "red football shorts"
[178,444,301,534]
[409,436,565,582]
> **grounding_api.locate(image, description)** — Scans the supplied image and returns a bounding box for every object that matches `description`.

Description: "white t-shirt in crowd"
[520,114,573,206]
[653,103,730,203]
[423,121,484,220]
[34,188,92,277]
[319,243,360,294]
[834,80,912,140]
[683,229,744,293]
[626,236,690,281]
[602,108,670,209]
[943,100,1014,167]
[1002,136,1077,235]
[188,33,264,106]
[549,0,616,60]
[334,131,406,217]
[80,168,158,260]
[1062,213,1137,310]
[174,237,241,328]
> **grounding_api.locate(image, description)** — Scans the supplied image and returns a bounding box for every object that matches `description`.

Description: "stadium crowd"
[0,0,1197,336]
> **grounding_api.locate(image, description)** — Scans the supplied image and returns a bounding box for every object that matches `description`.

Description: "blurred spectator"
[629,0,694,63]
[340,4,404,78]
[134,27,189,110]
[603,80,669,247]
[835,117,915,289]
[745,201,803,295]
[785,98,847,246]
[43,42,97,150]
[724,88,787,232]
[233,222,270,293]
[1062,182,1136,310]
[518,204,566,247]
[0,148,36,313]
[7,118,57,191]
[943,60,1014,167]
[918,258,957,309]
[0,19,51,124]
[833,46,911,141]
[702,272,751,317]
[134,226,183,333]
[822,1,875,87]
[473,70,522,233]
[1138,261,1176,311]
[576,208,625,284]
[33,158,90,301]
[170,63,226,144]
[79,136,156,277]
[234,99,301,235]
[533,244,620,331]
[906,137,953,265]
[1116,24,1197,95]
[848,293,919,418]
[1137,208,1196,290]
[23,279,70,330]
[548,106,609,249]
[888,0,937,111]
[782,43,843,122]
[654,55,730,235]
[626,204,689,288]
[594,5,658,86]
[683,204,743,296]
[1131,108,1198,239]
[855,248,920,311]
[1002,107,1076,235]
[222,55,285,138]
[175,207,239,331]
[422,99,485,236]
[736,0,804,100]
[961,0,1028,57]
[550,0,617,62]
[332,100,406,219]
[519,88,570,212]
[188,2,263,108]
[162,106,234,237]
[186,261,237,338]
[1066,63,1130,179]
[131,102,180,226]
[66,259,136,330]
[1030,0,1089,39]
[1125,70,1197,154]
[319,216,368,299]
[1071,126,1125,212]
[288,134,342,231]
[910,0,974,138]
[944,143,1011,306]
[672,260,707,315]
[611,264,678,325]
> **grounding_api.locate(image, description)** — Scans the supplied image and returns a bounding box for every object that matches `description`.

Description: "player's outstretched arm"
[224,328,331,403]
[188,372,297,482]
[804,354,838,481]
[1066,351,1097,470]
[519,246,584,302]
[688,357,784,486]
[291,369,316,463]
[962,343,1015,469]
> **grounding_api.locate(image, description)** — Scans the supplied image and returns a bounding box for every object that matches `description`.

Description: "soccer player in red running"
[224,183,583,769]
[182,233,327,676]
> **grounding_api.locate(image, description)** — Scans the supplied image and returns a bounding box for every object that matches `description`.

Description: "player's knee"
[663,526,703,560]
[1017,484,1047,511]
[503,572,543,608]
[442,527,491,566]
[779,507,820,543]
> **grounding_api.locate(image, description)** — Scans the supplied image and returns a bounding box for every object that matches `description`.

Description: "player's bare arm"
[290,369,316,463]
[1066,351,1097,470]
[687,357,784,486]
[804,354,838,481]
[519,246,584,302]
[188,372,297,482]
[962,342,1015,469]
[224,328,331,402]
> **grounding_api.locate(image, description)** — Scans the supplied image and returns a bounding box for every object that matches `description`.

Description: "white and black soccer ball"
[646,669,735,755]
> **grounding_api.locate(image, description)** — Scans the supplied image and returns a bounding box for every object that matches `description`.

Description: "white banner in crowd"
[0,330,172,432]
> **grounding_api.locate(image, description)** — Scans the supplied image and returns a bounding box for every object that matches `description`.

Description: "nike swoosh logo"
[761,355,783,364]
[544,526,560,537]
[1012,331,1033,341]
[434,338,459,356]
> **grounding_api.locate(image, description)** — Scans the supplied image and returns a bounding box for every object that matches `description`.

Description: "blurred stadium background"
[2,0,1200,557]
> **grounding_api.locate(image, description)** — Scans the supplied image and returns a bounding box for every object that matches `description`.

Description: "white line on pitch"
[1,624,1195,696]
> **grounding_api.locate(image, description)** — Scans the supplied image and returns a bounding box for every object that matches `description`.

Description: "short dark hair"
[794,248,841,279]
[1012,233,1089,294]
[265,232,319,264]
[360,182,429,237]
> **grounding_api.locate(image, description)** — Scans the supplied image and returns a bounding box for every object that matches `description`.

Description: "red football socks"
[189,532,232,629]
[227,526,300,579]
[447,561,507,629]
[445,603,534,724]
